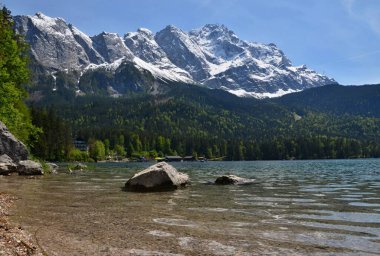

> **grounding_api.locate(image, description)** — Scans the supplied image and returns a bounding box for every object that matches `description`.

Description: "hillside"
[29,83,380,161]
[275,84,380,118]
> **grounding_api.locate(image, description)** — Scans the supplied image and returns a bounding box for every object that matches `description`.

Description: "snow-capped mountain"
[14,13,336,98]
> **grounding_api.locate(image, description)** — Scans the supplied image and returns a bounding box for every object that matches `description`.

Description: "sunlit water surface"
[1,159,380,255]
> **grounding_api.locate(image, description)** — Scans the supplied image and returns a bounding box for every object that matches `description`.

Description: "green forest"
[29,84,380,162]
[1,5,380,162]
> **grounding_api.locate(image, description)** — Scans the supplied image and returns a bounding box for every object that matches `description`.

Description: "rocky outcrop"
[0,122,28,162]
[0,122,44,176]
[125,162,189,192]
[0,155,18,175]
[17,160,43,176]
[214,175,255,185]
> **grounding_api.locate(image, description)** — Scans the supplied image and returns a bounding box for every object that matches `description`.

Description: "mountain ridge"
[14,12,337,98]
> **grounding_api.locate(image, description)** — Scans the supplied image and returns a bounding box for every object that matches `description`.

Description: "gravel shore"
[0,192,43,256]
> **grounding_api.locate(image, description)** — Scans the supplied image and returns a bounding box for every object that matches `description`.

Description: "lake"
[1,159,380,255]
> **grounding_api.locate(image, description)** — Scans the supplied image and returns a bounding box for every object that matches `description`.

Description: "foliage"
[0,6,39,143]
[67,148,91,162]
[89,140,106,162]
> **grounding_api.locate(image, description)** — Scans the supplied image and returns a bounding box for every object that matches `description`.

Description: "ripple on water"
[297,221,380,238]
[300,186,360,192]
[335,197,363,201]
[295,210,380,223]
[188,207,229,213]
[147,230,175,237]
[259,230,380,254]
[178,237,236,256]
[153,218,199,228]
[128,249,183,256]
[349,202,380,208]
[341,194,364,198]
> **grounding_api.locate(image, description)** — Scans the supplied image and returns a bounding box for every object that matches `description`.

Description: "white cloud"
[342,0,380,36]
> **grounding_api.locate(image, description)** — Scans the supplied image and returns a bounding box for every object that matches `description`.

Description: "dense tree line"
[70,130,380,161]
[27,85,380,161]
[29,107,72,161]
[28,107,380,161]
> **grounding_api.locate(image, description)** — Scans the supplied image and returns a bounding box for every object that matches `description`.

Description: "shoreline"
[0,192,43,256]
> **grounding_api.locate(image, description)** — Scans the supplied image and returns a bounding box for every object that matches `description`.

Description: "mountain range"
[14,12,336,98]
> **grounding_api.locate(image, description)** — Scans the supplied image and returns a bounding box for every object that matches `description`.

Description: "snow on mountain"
[155,25,211,81]
[14,13,104,71]
[124,28,192,82]
[189,24,246,63]
[133,57,193,84]
[14,13,337,98]
[91,32,134,63]
[225,87,301,99]
[84,57,126,72]
[188,24,332,93]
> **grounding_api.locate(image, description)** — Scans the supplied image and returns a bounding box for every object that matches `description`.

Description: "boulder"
[215,175,255,185]
[0,121,28,162]
[0,154,17,175]
[125,162,189,192]
[18,160,43,176]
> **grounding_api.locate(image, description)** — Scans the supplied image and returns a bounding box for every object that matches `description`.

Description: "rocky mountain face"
[14,13,336,98]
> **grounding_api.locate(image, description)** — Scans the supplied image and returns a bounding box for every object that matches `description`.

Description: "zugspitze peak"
[14,12,336,98]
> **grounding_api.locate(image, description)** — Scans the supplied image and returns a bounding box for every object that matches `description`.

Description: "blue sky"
[2,0,380,85]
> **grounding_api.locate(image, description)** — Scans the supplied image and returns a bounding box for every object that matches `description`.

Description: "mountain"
[14,13,336,98]
[275,84,380,118]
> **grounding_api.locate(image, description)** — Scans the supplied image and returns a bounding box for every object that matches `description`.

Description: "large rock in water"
[0,121,28,162]
[0,154,18,175]
[215,175,255,185]
[18,160,43,176]
[125,162,189,192]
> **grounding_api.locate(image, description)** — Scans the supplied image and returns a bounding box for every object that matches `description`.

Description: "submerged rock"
[18,160,43,176]
[47,162,58,169]
[73,163,87,170]
[0,122,28,162]
[46,162,59,174]
[0,154,17,175]
[214,175,255,185]
[125,162,189,192]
